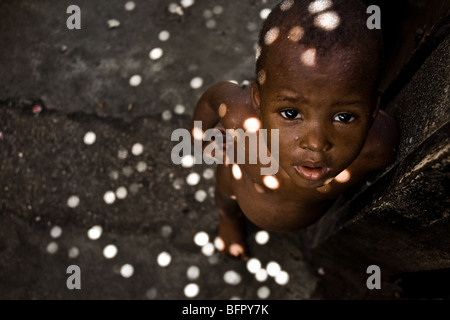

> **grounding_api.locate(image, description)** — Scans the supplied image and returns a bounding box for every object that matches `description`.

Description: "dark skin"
[191,42,398,260]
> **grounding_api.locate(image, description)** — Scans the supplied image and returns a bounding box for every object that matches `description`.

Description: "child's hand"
[203,127,232,166]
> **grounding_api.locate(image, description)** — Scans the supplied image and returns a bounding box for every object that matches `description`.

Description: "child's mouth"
[294,166,330,181]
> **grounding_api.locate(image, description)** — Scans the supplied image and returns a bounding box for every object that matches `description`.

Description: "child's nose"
[299,123,331,152]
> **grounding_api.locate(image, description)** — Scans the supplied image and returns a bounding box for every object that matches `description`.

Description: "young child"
[191,0,397,259]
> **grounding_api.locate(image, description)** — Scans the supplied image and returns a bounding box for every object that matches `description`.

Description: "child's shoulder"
[202,81,256,129]
[361,110,399,171]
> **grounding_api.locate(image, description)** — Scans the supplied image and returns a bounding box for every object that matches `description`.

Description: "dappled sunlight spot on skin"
[314,11,340,31]
[301,48,317,67]
[218,103,227,118]
[280,0,294,11]
[264,27,280,45]
[230,195,237,200]
[192,127,204,141]
[229,244,245,257]
[335,169,351,183]
[316,183,332,193]
[262,175,280,190]
[243,117,261,133]
[308,0,333,14]
[257,69,266,86]
[232,164,242,180]
[254,182,265,194]
[214,237,225,251]
[288,26,304,42]
[255,45,262,61]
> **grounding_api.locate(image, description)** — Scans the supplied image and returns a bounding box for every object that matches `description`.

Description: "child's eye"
[280,109,301,119]
[334,113,355,123]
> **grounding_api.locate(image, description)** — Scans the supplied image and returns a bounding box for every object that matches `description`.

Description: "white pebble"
[68,246,80,258]
[202,168,214,179]
[124,1,136,11]
[181,155,195,168]
[186,172,200,186]
[223,270,241,285]
[87,225,103,240]
[103,191,116,204]
[275,271,290,285]
[257,286,270,299]
[115,186,128,199]
[129,75,142,87]
[136,161,147,172]
[149,47,163,60]
[157,251,172,267]
[103,244,118,259]
[132,143,144,156]
[67,195,80,208]
[184,283,199,298]
[162,110,173,121]
[260,8,271,19]
[180,0,195,8]
[46,242,58,254]
[195,190,207,202]
[187,266,200,280]
[246,258,262,274]
[83,131,96,145]
[50,226,62,239]
[201,243,215,256]
[107,19,120,29]
[120,264,134,278]
[158,30,170,41]
[194,231,209,246]
[190,77,203,89]
[255,230,270,245]
[174,104,185,114]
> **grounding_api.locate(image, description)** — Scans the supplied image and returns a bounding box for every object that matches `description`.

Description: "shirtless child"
[190,0,397,259]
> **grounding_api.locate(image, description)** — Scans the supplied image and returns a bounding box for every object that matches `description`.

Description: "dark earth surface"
[0,0,449,301]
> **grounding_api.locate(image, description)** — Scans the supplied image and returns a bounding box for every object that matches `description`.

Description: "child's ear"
[251,81,261,117]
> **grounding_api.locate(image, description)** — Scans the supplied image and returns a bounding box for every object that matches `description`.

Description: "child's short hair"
[256,0,384,89]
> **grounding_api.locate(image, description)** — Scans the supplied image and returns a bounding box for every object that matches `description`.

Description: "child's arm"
[190,81,250,135]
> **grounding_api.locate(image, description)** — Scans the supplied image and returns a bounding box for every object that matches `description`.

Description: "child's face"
[252,47,379,189]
